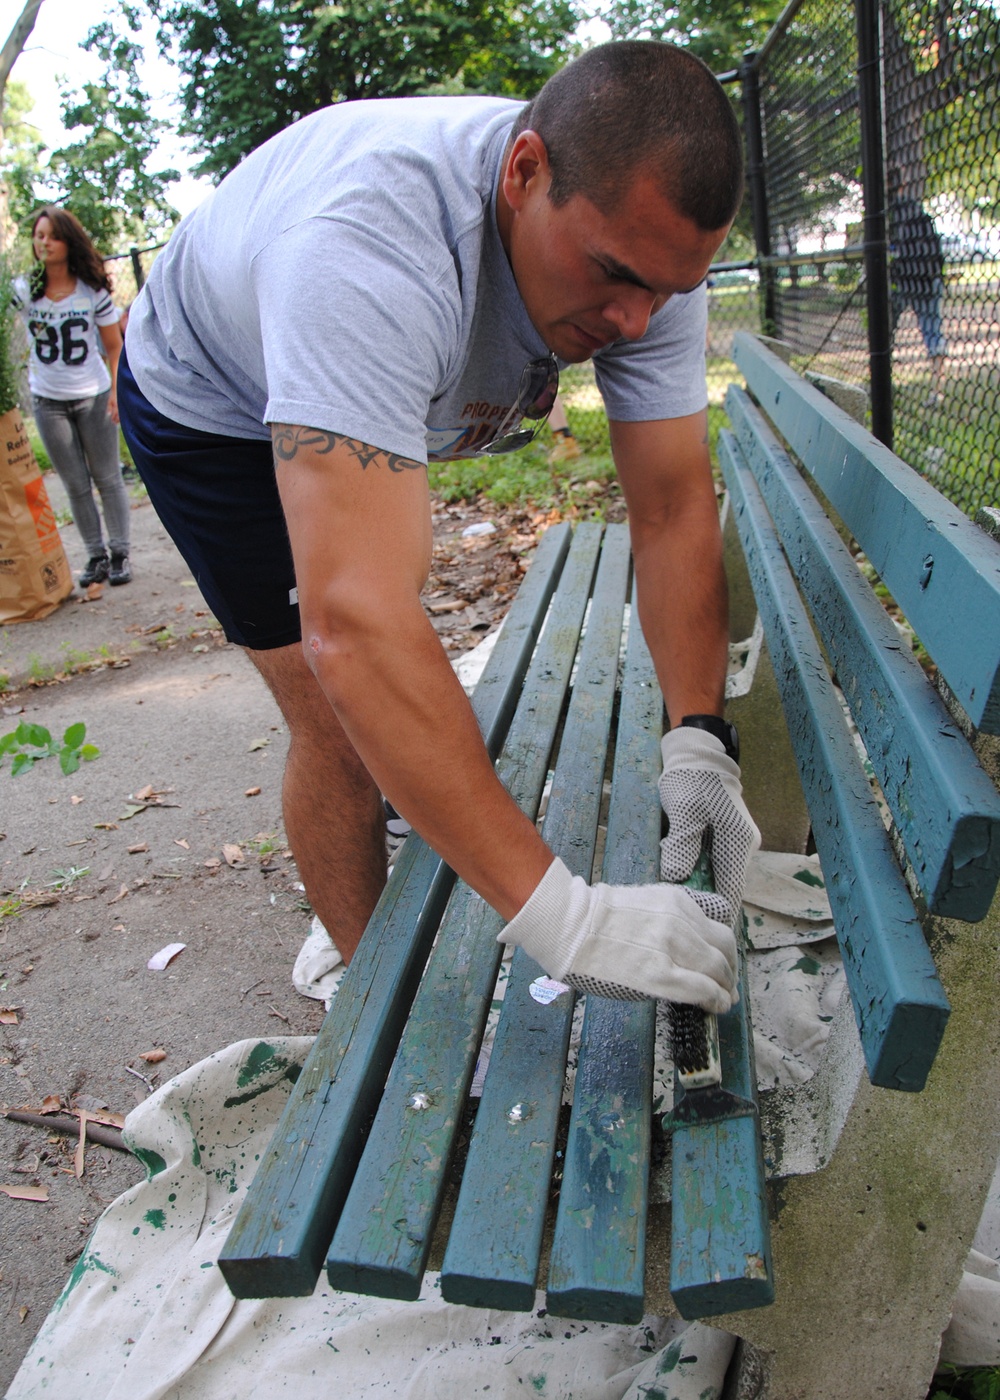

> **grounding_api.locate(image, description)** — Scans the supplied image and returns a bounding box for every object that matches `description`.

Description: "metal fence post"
[130,246,145,291]
[740,53,776,338]
[854,0,893,447]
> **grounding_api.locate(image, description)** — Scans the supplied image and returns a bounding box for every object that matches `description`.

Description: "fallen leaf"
[147,942,186,971]
[119,805,147,821]
[0,1008,19,1025]
[248,738,270,751]
[19,1305,29,1323]
[70,795,84,805]
[222,843,244,867]
[174,838,190,850]
[245,787,261,797]
[139,1048,166,1063]
[0,1184,49,1201]
[41,1095,62,1113]
[203,858,221,870]
[127,843,149,855]
[94,822,120,831]
[78,1109,125,1129]
[108,884,129,904]
[134,784,155,801]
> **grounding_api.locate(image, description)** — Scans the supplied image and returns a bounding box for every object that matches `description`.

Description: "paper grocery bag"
[0,407,74,622]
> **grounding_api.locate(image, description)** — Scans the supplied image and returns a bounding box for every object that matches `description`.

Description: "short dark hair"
[512,41,743,232]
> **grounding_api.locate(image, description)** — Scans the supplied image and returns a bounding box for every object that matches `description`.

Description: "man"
[119,40,758,1013]
[887,172,947,406]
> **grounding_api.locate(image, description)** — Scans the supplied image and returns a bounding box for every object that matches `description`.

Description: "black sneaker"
[108,551,132,586]
[79,551,110,587]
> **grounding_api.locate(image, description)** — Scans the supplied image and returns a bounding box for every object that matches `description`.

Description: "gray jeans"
[32,390,131,558]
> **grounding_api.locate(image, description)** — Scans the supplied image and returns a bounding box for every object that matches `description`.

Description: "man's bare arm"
[609,410,728,726]
[271,423,552,920]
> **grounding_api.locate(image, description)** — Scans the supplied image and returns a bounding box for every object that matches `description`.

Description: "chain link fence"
[729,0,1000,516]
[103,241,167,313]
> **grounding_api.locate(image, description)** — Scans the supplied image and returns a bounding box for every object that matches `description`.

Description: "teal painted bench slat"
[666,851,773,1319]
[725,384,1000,922]
[323,523,605,1300]
[218,523,572,1299]
[543,576,660,1324]
[438,525,634,1311]
[731,331,1000,735]
[719,397,951,1091]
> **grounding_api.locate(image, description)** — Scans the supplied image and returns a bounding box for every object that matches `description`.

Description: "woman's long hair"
[29,206,113,302]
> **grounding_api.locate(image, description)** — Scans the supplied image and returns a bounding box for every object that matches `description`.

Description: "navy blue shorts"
[118,349,301,650]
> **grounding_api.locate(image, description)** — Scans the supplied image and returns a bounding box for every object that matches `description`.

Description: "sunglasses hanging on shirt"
[475,355,560,456]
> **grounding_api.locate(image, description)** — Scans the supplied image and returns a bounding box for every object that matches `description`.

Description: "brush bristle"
[668,1002,722,1090]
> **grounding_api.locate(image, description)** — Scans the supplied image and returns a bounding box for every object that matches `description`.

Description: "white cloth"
[7,1036,724,1400]
[126,96,708,460]
[13,277,120,399]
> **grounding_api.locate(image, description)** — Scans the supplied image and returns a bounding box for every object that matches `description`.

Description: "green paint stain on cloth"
[791,954,822,975]
[793,868,825,888]
[225,1042,302,1106]
[54,1251,117,1310]
[132,1147,167,1179]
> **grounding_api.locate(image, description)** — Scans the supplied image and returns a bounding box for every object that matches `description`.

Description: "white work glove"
[499,856,738,1013]
[659,727,760,928]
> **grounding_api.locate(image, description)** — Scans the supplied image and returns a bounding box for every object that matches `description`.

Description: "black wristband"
[679,714,740,764]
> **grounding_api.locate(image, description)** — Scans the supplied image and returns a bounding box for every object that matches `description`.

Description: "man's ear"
[501,129,551,212]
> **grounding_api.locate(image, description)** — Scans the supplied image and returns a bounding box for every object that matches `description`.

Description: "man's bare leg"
[247,642,387,963]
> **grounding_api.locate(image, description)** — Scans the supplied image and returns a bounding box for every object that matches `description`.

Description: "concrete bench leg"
[716,884,1000,1400]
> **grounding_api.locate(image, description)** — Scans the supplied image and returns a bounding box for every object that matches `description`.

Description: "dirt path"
[0,471,549,1389]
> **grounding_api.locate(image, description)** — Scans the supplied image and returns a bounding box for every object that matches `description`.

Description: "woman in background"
[14,206,131,586]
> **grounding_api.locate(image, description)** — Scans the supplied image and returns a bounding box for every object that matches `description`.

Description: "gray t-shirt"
[128,96,708,463]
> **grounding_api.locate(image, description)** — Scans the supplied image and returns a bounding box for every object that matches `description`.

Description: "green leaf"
[80,744,100,762]
[59,747,81,776]
[16,721,49,748]
[0,731,18,754]
[11,752,35,776]
[63,721,87,748]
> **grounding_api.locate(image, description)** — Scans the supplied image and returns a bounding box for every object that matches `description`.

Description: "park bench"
[218,332,1000,1396]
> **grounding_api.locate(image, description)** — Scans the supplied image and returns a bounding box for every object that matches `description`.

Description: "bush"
[0,255,21,416]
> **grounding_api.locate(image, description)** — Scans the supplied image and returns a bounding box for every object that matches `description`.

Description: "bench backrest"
[721,332,1000,1089]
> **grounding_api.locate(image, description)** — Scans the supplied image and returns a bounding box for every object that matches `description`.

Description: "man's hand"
[500,856,738,1013]
[659,726,760,926]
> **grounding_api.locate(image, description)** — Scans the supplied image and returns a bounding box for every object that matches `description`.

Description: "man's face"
[499,133,730,363]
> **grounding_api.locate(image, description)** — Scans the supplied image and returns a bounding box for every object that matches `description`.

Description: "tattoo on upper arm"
[271,425,425,473]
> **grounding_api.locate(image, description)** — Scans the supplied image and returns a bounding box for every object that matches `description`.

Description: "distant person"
[887,176,946,407]
[13,207,132,586]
